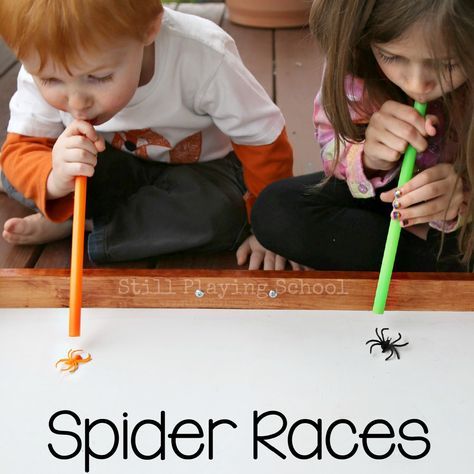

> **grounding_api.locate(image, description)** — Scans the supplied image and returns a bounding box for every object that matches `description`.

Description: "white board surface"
[0,308,473,473]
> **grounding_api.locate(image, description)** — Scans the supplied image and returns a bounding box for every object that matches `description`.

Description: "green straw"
[372,101,427,314]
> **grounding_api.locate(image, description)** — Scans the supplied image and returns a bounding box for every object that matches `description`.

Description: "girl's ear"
[143,12,163,46]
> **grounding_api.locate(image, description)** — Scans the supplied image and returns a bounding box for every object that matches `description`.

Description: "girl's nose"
[405,69,436,97]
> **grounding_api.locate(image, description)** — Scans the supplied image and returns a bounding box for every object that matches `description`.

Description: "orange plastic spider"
[56,349,92,373]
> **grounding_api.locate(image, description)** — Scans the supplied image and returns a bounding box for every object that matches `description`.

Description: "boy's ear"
[143,12,163,45]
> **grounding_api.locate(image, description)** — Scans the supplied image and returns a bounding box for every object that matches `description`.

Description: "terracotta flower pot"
[226,0,311,28]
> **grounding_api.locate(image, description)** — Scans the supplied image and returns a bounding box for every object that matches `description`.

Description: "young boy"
[0,0,294,269]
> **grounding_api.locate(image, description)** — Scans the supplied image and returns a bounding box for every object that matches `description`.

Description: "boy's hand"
[47,120,105,199]
[364,100,438,173]
[380,163,467,226]
[236,235,304,270]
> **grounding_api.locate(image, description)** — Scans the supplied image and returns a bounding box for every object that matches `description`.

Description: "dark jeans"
[2,144,250,263]
[252,172,469,272]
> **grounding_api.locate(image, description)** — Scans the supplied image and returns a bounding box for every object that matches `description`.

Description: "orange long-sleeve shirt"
[1,128,293,223]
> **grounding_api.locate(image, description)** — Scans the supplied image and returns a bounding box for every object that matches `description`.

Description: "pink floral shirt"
[313,76,461,232]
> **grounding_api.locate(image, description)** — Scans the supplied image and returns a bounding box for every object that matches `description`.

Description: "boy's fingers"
[64,119,99,143]
[94,134,106,152]
[65,136,100,156]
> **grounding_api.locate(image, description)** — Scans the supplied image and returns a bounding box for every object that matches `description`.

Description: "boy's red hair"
[0,0,163,71]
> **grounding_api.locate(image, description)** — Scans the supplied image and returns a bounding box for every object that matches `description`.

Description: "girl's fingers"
[248,250,264,270]
[235,243,250,266]
[381,113,428,152]
[368,121,408,154]
[396,164,453,198]
[381,101,428,137]
[275,255,287,271]
[263,251,276,270]
[365,142,402,169]
[392,198,460,224]
[424,114,439,137]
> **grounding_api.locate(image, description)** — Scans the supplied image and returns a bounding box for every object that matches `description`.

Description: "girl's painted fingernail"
[394,189,403,199]
[392,211,401,220]
[402,219,409,226]
[393,199,401,209]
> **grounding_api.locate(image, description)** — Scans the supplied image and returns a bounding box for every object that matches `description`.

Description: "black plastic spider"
[366,328,408,361]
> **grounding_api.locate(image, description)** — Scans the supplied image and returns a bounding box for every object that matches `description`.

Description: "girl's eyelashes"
[377,51,399,64]
[443,62,458,72]
[377,50,458,73]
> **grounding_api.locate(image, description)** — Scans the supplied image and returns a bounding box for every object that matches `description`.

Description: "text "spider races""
[48,410,430,472]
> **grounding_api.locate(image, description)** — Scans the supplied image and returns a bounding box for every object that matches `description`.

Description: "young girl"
[252,0,473,272]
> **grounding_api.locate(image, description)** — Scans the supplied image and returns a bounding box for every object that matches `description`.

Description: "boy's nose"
[68,93,93,116]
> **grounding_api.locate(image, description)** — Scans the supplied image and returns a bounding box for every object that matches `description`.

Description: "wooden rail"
[0,269,472,311]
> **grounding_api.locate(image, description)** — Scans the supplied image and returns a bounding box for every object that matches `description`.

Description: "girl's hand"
[47,120,105,199]
[364,100,438,172]
[236,234,304,270]
[380,163,467,227]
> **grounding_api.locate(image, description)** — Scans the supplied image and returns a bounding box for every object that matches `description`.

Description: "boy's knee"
[0,171,39,211]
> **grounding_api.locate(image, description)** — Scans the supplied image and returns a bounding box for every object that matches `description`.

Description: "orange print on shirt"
[112,129,170,159]
[170,132,202,164]
[112,129,202,163]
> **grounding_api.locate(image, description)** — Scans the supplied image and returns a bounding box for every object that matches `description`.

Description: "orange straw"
[69,175,87,337]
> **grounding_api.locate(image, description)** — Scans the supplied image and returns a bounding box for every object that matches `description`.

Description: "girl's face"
[371,21,467,103]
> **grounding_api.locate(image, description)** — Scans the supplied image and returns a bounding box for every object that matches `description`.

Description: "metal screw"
[195,289,205,298]
[268,290,278,299]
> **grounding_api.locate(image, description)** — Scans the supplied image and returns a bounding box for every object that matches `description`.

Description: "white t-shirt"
[8,7,285,164]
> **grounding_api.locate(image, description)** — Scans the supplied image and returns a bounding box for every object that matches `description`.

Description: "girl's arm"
[314,89,400,198]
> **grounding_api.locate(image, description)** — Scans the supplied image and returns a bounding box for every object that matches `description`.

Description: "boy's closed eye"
[40,74,114,86]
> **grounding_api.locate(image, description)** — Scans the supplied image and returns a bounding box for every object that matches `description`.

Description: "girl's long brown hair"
[310,0,473,268]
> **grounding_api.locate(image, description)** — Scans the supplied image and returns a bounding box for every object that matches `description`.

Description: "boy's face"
[22,39,150,125]
[371,21,466,103]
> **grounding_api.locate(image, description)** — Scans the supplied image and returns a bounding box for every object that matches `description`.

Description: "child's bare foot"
[3,213,72,244]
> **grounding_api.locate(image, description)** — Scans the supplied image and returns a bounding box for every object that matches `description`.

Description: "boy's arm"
[314,89,400,199]
[231,127,293,219]
[194,37,293,220]
[1,133,74,222]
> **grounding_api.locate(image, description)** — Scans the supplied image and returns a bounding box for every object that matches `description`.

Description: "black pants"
[252,172,468,272]
[2,144,250,263]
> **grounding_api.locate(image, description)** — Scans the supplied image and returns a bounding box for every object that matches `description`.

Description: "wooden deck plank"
[155,250,241,269]
[176,2,225,24]
[0,41,16,77]
[275,28,324,176]
[221,15,274,98]
[0,63,20,144]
